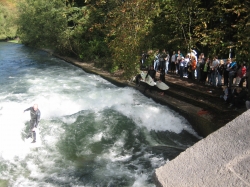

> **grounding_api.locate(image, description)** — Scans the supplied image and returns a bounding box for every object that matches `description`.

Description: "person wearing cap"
[24,104,41,143]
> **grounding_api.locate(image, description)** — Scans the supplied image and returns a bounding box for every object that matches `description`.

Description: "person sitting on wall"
[220,86,232,103]
[228,87,248,110]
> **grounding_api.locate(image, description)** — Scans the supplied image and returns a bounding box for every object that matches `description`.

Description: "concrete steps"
[131,73,245,136]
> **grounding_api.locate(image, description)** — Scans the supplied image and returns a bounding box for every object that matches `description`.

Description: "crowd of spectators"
[140,49,250,110]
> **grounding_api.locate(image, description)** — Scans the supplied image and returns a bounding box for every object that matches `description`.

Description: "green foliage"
[197,0,250,60]
[17,0,111,61]
[108,0,160,78]
[146,51,155,67]
[17,0,67,48]
[0,2,17,40]
[14,0,250,77]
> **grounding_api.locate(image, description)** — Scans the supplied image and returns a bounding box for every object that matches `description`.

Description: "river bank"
[42,49,248,138]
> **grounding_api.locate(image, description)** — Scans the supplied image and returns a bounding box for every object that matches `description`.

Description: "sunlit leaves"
[107,0,160,78]
[0,0,18,39]
[17,0,67,47]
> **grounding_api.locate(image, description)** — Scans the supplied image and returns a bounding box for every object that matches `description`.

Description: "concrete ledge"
[154,110,250,187]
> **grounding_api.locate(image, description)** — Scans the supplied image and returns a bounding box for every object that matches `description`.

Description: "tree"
[195,0,250,59]
[17,0,67,48]
[17,0,113,61]
[149,0,208,54]
[107,0,160,78]
[0,0,17,40]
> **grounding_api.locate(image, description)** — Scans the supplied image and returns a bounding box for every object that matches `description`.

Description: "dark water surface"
[0,42,200,187]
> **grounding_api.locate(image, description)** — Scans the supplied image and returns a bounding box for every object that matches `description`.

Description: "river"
[0,42,200,187]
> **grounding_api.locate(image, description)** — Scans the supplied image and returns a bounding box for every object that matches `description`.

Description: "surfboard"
[140,72,156,86]
[156,81,169,90]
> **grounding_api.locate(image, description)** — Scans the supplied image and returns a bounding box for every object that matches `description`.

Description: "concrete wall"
[154,110,250,187]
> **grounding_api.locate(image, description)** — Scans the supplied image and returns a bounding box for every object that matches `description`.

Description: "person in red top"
[191,56,197,80]
[238,62,247,87]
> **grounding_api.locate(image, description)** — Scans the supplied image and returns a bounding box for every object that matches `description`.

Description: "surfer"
[23,104,41,143]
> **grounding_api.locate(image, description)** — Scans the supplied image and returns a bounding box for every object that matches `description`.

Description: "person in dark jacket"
[223,58,231,87]
[144,66,156,93]
[24,104,41,143]
[135,74,142,87]
[228,88,247,110]
[217,60,224,87]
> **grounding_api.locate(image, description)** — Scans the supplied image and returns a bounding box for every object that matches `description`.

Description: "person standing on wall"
[165,51,170,74]
[223,58,231,87]
[211,56,219,87]
[170,51,176,74]
[228,60,238,88]
[154,49,160,71]
[190,56,197,80]
[158,49,167,71]
[179,57,185,78]
[24,104,41,143]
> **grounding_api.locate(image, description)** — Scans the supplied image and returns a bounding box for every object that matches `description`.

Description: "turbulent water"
[0,42,200,187]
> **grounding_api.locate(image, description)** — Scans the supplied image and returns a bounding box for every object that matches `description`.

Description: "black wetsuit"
[144,68,156,93]
[24,107,41,142]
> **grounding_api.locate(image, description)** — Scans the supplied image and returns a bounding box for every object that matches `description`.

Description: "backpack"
[230,62,237,71]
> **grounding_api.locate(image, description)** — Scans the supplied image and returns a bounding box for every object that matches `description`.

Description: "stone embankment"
[154,109,250,187]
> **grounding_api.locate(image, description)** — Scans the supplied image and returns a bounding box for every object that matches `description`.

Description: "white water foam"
[0,62,197,160]
[0,44,199,186]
